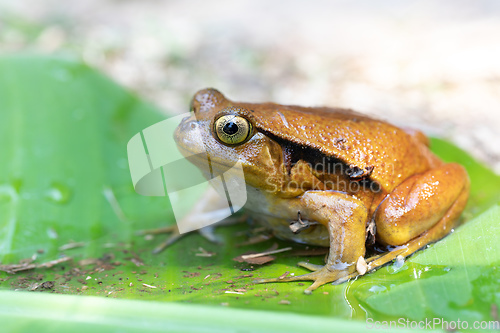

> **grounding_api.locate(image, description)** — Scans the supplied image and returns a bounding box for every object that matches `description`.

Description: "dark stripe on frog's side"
[263,131,381,192]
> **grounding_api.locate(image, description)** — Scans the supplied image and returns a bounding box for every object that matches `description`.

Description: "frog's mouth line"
[175,144,238,174]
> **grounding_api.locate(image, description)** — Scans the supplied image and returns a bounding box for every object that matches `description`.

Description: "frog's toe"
[198,225,223,244]
[255,266,353,294]
[301,268,351,294]
[152,229,184,254]
[135,225,186,254]
[297,261,323,272]
[254,273,313,284]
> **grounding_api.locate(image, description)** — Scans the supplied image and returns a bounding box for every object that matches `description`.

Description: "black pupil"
[223,121,239,135]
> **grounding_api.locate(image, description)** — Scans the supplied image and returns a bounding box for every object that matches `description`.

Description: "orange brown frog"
[174,88,470,293]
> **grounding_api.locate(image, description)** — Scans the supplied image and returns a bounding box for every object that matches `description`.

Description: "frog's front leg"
[138,186,237,253]
[255,191,368,294]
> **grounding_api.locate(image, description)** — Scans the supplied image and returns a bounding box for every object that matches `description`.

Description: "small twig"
[195,247,216,257]
[0,256,72,274]
[237,234,273,247]
[59,242,85,251]
[241,247,292,260]
[36,256,72,269]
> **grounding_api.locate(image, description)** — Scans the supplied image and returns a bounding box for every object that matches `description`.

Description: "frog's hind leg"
[256,164,469,292]
[338,184,469,282]
[356,163,470,278]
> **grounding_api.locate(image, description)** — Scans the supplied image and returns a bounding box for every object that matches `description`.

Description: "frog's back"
[242,102,434,192]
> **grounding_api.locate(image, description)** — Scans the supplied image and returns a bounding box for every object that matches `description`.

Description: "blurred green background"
[1,0,500,173]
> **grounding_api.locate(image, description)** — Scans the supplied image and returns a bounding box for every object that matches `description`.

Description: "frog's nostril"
[180,120,197,131]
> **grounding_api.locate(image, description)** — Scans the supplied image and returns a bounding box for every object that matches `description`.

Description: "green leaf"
[0,290,379,333]
[348,205,500,324]
[0,55,171,263]
[1,55,499,331]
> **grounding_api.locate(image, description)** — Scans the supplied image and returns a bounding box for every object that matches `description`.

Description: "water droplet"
[369,285,387,293]
[45,182,72,204]
[47,227,58,239]
[390,255,405,271]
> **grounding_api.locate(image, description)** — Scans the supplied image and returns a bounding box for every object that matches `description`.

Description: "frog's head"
[174,88,284,193]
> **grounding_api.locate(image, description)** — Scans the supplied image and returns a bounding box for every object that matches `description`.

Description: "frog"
[174,88,470,294]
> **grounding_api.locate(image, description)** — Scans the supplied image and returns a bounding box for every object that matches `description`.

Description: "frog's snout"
[174,116,208,157]
[175,117,199,142]
[178,116,198,131]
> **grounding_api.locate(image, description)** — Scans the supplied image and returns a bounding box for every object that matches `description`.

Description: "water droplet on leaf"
[45,182,72,204]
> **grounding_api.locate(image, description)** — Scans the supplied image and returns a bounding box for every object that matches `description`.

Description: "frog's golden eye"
[214,115,253,145]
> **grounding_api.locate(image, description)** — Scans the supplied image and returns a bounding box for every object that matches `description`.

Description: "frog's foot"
[137,225,186,254]
[136,225,178,236]
[255,264,354,294]
[138,225,225,254]
[198,225,223,244]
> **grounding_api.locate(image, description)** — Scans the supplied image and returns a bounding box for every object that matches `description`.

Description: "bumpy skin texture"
[175,88,470,293]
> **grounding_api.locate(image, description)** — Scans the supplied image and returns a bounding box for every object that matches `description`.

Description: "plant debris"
[0,256,72,274]
[128,252,144,267]
[237,234,273,247]
[233,253,276,265]
[58,242,85,251]
[195,247,216,257]
[40,281,55,288]
[240,247,292,260]
[241,247,292,260]
[28,280,55,291]
[183,271,201,278]
[233,243,292,265]
[492,304,499,322]
[356,256,368,275]
[235,274,253,279]
[79,258,100,266]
